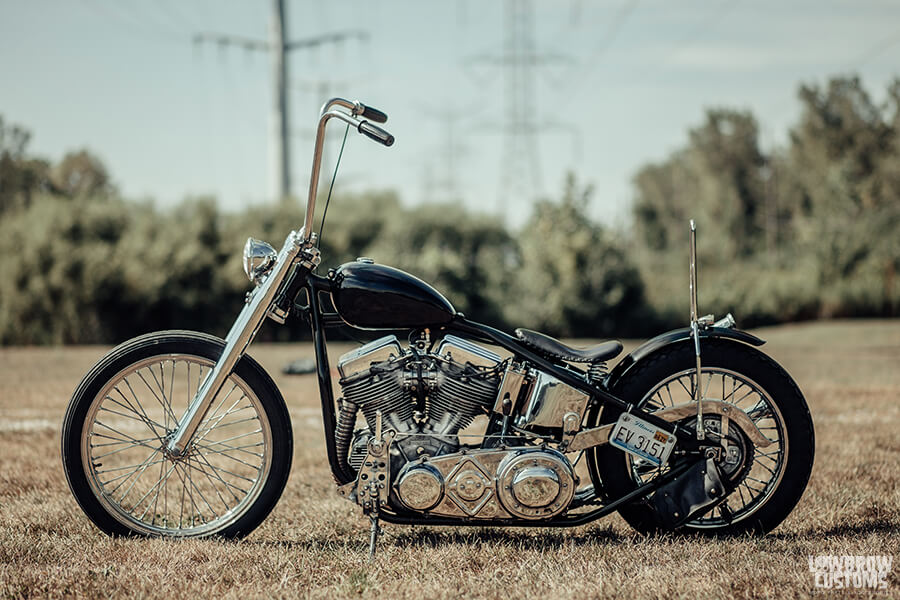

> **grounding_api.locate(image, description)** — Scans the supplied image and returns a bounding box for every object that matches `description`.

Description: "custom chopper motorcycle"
[62,99,815,555]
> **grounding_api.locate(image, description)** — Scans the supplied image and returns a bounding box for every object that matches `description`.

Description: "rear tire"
[588,339,814,535]
[61,331,292,539]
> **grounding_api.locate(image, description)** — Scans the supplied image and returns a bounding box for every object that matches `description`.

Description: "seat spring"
[588,361,608,384]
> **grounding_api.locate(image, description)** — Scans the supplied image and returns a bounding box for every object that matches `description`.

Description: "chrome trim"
[395,463,445,511]
[435,335,502,369]
[492,363,529,415]
[397,447,576,520]
[447,459,495,515]
[714,313,736,329]
[242,238,278,285]
[337,335,403,379]
[320,97,358,115]
[167,229,307,455]
[496,449,575,520]
[567,423,614,451]
[516,371,590,429]
[567,399,772,452]
[652,401,771,447]
[303,103,365,243]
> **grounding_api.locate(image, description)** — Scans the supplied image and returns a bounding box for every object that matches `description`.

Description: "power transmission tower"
[469,0,571,216]
[421,107,470,204]
[194,0,367,202]
[502,0,540,211]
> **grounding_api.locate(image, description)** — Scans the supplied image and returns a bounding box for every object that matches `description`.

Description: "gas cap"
[355,257,375,264]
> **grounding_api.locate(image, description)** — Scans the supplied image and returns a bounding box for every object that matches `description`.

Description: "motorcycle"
[61,99,815,555]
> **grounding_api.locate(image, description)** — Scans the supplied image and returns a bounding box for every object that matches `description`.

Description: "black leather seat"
[515,328,623,363]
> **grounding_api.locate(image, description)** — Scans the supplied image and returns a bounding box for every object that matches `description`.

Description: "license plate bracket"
[609,413,677,467]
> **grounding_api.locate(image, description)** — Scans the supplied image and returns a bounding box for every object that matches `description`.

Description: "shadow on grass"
[385,517,899,549]
[774,518,900,542]
[244,516,898,552]
[386,525,626,550]
[246,524,628,552]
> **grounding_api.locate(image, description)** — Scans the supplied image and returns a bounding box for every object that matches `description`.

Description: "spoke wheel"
[627,368,787,528]
[62,331,292,539]
[587,339,814,535]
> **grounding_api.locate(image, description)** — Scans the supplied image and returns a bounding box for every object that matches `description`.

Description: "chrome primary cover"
[392,448,575,521]
[395,463,444,511]
[496,449,575,519]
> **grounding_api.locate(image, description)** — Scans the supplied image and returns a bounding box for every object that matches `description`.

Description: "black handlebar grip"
[360,104,388,124]
[358,121,395,147]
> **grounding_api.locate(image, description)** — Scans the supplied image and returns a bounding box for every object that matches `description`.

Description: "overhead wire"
[155,0,205,34]
[78,0,188,43]
[663,0,742,62]
[562,0,640,91]
[848,29,900,69]
[121,1,192,39]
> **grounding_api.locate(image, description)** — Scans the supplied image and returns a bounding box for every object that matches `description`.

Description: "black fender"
[605,326,765,390]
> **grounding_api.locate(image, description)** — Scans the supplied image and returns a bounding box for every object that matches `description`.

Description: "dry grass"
[0,320,898,599]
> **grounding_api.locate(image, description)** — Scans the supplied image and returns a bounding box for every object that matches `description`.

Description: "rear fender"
[605,326,765,390]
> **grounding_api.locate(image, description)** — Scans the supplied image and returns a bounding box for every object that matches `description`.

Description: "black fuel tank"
[331,261,456,329]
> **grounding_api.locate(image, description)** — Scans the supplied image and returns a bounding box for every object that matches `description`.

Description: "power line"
[469,0,574,216]
[665,0,741,60]
[543,0,586,51]
[193,0,367,202]
[155,0,204,33]
[122,1,192,39]
[78,0,188,43]
[561,0,640,94]
[849,29,900,68]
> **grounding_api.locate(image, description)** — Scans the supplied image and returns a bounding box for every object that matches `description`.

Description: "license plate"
[609,413,677,467]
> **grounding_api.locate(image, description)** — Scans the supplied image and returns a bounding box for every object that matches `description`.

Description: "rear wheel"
[61,331,292,538]
[588,339,814,535]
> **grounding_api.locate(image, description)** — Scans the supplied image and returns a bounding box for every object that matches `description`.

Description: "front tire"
[588,339,814,535]
[61,331,292,538]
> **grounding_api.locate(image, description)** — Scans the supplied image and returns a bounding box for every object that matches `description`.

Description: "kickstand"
[719,501,734,525]
[368,515,381,560]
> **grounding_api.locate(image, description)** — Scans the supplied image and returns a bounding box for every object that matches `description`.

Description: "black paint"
[331,261,456,329]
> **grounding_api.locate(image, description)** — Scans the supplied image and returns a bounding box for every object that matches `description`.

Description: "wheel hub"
[683,415,753,485]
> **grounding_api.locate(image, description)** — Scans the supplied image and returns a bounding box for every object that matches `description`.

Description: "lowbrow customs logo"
[808,555,893,591]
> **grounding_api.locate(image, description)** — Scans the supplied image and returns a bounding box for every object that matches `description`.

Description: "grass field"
[1,320,898,599]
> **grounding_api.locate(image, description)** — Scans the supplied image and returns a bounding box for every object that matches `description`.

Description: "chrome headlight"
[243,238,277,285]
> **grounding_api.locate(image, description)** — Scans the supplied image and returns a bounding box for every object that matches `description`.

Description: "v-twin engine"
[335,334,503,471]
[335,334,586,521]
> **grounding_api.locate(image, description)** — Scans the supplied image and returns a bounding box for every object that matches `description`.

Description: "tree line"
[1,75,897,345]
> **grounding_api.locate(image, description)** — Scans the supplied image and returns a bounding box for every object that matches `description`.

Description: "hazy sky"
[2,0,899,227]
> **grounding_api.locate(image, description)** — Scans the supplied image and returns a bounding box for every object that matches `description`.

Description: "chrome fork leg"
[166,231,305,455]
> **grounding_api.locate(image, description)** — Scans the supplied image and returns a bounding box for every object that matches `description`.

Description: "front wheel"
[61,331,293,538]
[588,339,815,535]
